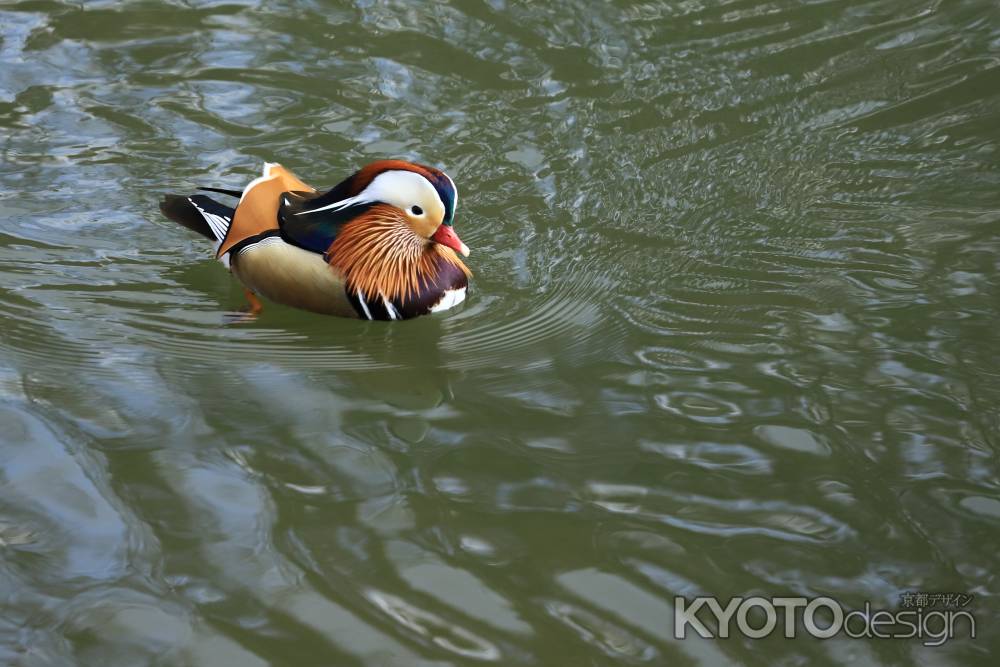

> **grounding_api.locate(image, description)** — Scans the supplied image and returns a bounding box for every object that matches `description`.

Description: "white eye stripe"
[297,170,444,217]
[295,192,367,215]
[444,172,457,215]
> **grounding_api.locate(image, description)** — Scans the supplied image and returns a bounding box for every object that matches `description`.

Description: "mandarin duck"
[160,160,471,320]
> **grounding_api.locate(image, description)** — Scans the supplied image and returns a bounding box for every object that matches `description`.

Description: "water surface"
[1,0,999,664]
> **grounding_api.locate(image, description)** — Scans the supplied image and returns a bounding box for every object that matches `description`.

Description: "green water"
[1,0,998,664]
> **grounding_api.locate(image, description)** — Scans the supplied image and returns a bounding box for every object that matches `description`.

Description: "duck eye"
[410,205,423,216]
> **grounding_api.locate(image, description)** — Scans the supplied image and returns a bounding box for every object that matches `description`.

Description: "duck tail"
[160,194,235,243]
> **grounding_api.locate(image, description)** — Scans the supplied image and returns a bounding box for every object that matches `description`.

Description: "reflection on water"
[1,0,999,664]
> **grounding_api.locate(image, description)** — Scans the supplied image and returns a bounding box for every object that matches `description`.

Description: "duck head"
[291,159,469,257]
[277,160,472,307]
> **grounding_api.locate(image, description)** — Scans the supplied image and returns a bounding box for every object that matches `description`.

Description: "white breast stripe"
[356,289,373,320]
[382,296,399,320]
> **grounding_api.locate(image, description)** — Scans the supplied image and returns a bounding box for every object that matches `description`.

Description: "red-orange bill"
[432,225,470,257]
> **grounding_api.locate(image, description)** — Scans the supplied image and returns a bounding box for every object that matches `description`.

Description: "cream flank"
[231,238,358,317]
[233,237,468,317]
